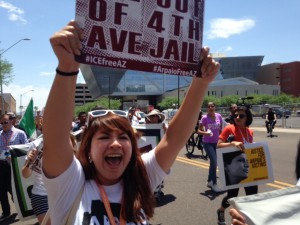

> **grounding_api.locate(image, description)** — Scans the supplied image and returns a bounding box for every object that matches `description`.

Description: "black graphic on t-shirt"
[82,200,149,224]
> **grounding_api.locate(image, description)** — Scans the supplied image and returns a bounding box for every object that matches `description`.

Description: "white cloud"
[40,72,53,77]
[207,18,255,39]
[224,46,233,52]
[3,84,49,113]
[0,1,27,24]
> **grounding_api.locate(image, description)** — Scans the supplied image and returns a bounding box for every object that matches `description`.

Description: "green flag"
[19,98,36,139]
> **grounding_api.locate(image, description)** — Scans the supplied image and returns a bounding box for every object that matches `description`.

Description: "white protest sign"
[75,0,205,76]
[217,142,274,190]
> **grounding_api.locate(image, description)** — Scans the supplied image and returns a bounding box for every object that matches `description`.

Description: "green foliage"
[203,96,221,107]
[0,57,14,86]
[74,96,121,116]
[202,93,300,107]
[157,96,180,109]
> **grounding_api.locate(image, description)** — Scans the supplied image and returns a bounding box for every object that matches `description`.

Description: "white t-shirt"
[43,149,167,225]
[25,153,47,195]
[32,172,47,195]
[131,115,140,125]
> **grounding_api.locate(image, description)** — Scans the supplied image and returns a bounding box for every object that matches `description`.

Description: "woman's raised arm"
[43,21,83,178]
[155,48,220,173]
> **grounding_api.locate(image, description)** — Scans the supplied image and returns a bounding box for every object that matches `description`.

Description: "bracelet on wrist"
[56,68,79,76]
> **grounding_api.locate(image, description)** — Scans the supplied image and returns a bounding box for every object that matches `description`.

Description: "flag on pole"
[19,98,37,139]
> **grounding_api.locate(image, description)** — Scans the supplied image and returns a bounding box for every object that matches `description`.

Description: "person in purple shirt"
[197,102,224,193]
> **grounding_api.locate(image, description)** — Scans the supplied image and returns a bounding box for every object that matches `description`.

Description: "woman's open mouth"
[105,154,123,166]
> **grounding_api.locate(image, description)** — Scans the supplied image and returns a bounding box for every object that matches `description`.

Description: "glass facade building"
[80,55,264,108]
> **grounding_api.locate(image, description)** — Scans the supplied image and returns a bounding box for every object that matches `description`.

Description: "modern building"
[79,55,280,109]
[75,83,94,106]
[256,61,300,97]
[0,93,16,114]
[163,77,280,100]
[217,56,264,81]
[80,64,193,109]
[256,63,281,85]
[279,61,300,97]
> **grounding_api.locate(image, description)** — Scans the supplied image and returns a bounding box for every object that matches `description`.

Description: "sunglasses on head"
[0,121,10,125]
[233,114,246,119]
[87,110,127,127]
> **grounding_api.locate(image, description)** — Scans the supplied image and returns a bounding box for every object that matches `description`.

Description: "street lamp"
[20,89,34,116]
[104,75,111,109]
[0,38,31,114]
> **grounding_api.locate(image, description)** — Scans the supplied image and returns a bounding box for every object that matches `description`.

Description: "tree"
[0,57,14,86]
[74,96,122,116]
[157,97,179,109]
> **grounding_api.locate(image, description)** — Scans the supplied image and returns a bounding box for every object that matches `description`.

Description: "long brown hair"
[77,113,155,222]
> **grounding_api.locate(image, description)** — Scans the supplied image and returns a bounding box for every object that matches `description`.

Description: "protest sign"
[228,186,300,225]
[217,142,274,190]
[132,123,164,152]
[10,148,35,221]
[75,0,205,76]
[9,138,43,221]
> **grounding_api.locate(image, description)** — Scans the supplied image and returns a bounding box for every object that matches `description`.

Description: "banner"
[75,0,205,76]
[19,98,37,139]
[132,123,165,153]
[228,186,300,225]
[9,138,43,221]
[217,142,274,190]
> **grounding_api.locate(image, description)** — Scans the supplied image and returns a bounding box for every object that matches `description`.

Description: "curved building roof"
[80,55,264,99]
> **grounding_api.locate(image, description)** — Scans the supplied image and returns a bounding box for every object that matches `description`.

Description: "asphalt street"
[2,118,300,225]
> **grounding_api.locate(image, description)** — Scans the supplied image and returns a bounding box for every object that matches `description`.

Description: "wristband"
[56,68,79,76]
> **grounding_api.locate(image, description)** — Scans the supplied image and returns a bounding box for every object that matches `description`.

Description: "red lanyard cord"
[95,180,126,225]
[1,131,13,149]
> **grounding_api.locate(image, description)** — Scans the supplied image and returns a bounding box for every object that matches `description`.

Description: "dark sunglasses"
[207,105,215,108]
[0,121,10,125]
[233,114,246,119]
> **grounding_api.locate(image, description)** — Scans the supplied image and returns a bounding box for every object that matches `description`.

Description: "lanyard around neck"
[2,131,14,149]
[95,181,126,225]
[237,127,249,143]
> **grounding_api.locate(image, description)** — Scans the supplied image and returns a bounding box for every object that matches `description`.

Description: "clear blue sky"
[1,0,299,112]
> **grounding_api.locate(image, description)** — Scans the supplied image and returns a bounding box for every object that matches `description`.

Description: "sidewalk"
[0,194,38,225]
[252,126,300,133]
